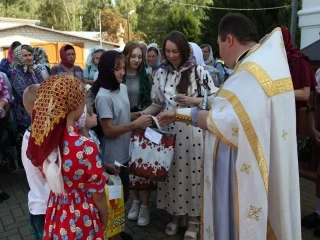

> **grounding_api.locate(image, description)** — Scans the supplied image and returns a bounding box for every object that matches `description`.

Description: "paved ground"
[0,171,318,240]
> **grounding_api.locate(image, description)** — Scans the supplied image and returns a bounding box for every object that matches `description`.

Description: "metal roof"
[301,39,320,62]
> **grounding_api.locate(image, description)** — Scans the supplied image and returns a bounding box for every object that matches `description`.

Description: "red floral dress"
[43,126,106,240]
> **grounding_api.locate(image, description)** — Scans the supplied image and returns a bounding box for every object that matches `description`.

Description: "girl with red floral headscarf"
[27,75,108,240]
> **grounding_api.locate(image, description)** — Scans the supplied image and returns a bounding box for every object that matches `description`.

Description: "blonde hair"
[23,84,40,116]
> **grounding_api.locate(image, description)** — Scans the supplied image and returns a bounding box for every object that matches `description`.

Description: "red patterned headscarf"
[27,75,85,167]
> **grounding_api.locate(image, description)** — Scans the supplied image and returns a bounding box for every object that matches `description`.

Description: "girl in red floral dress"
[26,75,108,240]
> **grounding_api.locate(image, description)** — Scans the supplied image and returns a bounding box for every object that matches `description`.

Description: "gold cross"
[247,205,262,221]
[205,176,211,189]
[240,163,251,175]
[282,129,288,140]
[232,128,239,137]
[206,226,213,239]
[218,105,225,113]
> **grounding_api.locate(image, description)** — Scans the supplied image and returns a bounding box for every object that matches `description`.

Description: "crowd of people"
[0,12,319,240]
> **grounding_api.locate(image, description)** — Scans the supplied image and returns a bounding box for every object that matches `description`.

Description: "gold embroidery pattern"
[282,130,288,140]
[233,62,293,98]
[218,105,225,113]
[232,128,239,137]
[240,163,251,175]
[247,205,262,221]
[219,89,269,193]
[208,109,237,149]
[205,176,211,189]
[205,226,213,239]
[267,220,277,240]
[176,112,192,124]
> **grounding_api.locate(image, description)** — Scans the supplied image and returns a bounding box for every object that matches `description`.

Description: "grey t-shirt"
[95,84,131,164]
[125,74,140,110]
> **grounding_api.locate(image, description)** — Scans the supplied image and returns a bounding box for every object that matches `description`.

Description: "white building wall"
[298,0,320,48]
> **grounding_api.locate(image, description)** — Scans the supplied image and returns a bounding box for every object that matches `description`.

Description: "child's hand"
[104,163,121,175]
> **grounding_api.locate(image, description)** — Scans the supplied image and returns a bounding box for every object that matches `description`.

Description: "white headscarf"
[146,43,162,75]
[315,68,320,94]
[146,43,161,68]
[85,46,105,67]
[189,42,205,67]
[201,44,215,65]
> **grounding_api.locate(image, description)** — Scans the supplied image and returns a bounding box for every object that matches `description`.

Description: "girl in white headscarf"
[189,42,205,66]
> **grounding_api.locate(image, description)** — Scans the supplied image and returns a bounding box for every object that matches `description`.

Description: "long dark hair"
[91,51,126,97]
[163,31,192,94]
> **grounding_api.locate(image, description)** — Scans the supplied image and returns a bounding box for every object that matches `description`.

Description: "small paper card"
[108,185,122,200]
[145,127,162,144]
[114,161,127,168]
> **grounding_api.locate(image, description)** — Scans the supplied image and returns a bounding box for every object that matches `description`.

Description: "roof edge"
[0,24,120,47]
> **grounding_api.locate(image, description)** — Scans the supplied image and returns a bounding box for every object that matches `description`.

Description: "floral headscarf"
[160,55,196,73]
[7,46,14,65]
[27,75,85,167]
[33,47,50,69]
[13,45,33,73]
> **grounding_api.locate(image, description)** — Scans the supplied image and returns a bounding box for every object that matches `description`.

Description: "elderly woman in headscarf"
[83,46,105,85]
[0,41,21,78]
[33,47,50,80]
[200,43,227,87]
[146,43,162,85]
[200,44,214,66]
[27,75,108,239]
[50,44,84,82]
[10,44,44,168]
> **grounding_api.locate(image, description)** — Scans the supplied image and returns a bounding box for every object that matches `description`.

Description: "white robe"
[176,27,301,240]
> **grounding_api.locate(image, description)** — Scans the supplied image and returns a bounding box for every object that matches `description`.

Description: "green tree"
[200,0,295,53]
[0,0,19,17]
[38,0,68,30]
[166,6,202,43]
[0,0,41,19]
[135,0,169,45]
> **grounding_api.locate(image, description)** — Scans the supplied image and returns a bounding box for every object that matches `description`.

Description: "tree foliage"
[166,6,201,43]
[200,0,297,53]
[100,8,124,43]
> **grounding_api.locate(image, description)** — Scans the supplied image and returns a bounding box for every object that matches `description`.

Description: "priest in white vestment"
[157,13,301,240]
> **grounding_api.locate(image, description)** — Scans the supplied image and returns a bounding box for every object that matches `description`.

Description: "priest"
[157,13,301,240]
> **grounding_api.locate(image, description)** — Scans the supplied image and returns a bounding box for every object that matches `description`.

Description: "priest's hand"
[156,110,176,126]
[198,110,209,130]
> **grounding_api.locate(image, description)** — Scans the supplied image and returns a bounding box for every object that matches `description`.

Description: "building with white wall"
[298,0,320,49]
